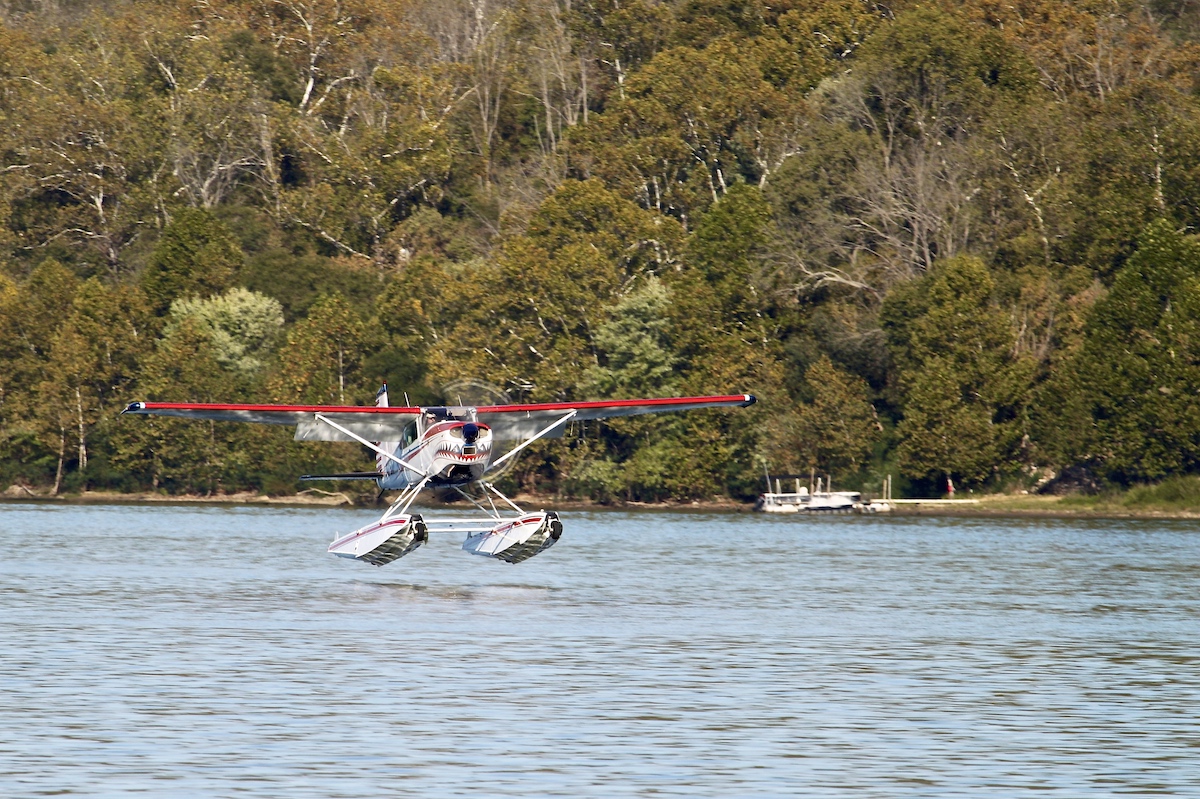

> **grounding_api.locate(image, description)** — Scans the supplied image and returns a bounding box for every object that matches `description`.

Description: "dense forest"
[1,0,1199,501]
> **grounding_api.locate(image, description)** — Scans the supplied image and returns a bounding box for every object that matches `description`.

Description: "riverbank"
[897,475,1200,520]
[4,482,1200,519]
[1,485,359,507]
[886,493,1200,520]
[0,485,749,512]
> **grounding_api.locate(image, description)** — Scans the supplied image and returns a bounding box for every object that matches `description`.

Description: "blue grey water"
[1,503,1198,797]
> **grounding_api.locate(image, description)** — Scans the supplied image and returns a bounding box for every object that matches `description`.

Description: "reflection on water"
[2,503,1199,797]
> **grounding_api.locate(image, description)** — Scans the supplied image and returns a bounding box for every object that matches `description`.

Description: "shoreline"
[872,502,1200,521]
[3,487,1199,520]
[0,487,749,513]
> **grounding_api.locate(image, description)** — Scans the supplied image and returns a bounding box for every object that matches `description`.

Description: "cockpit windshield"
[401,420,418,448]
[422,406,477,423]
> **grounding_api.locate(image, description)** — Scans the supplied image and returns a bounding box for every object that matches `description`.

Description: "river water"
[1,503,1198,797]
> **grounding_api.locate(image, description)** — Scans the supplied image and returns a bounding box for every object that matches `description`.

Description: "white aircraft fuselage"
[378,409,494,491]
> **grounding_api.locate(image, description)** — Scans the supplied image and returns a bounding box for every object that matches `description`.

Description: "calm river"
[1,503,1198,797]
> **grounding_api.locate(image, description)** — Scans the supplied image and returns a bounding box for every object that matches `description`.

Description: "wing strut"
[384,472,435,518]
[453,485,503,519]
[313,413,427,476]
[483,481,524,514]
[486,410,578,473]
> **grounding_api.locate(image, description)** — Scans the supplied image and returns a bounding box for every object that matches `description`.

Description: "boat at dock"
[754,470,986,514]
[755,474,863,513]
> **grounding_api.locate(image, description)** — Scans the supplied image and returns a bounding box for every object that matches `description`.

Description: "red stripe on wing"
[475,394,755,415]
[129,402,423,414]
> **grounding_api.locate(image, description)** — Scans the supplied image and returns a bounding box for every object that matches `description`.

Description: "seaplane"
[122,387,756,566]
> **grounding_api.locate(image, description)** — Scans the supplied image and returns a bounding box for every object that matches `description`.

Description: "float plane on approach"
[122,387,755,566]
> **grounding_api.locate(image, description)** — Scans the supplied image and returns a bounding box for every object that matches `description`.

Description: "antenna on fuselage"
[404,391,410,406]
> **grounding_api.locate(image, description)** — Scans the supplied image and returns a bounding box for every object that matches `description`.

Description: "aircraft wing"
[475,394,756,439]
[122,401,420,442]
[123,393,755,442]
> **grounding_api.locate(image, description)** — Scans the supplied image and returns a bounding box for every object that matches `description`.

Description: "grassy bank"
[949,476,1200,518]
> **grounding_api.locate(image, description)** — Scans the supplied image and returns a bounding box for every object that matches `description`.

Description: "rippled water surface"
[2,503,1199,797]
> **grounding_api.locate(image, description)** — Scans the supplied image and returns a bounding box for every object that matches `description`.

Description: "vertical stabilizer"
[373,383,401,473]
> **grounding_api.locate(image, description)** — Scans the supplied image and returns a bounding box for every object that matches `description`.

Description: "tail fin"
[374,383,398,473]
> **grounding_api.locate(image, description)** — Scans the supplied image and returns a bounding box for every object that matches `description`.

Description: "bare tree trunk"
[338,345,345,404]
[75,387,87,472]
[1151,125,1166,212]
[53,426,65,496]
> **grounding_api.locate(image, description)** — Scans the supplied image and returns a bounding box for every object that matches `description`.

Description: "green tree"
[145,18,271,210]
[801,5,1036,285]
[30,280,152,491]
[669,182,778,389]
[1048,219,1200,482]
[568,276,680,502]
[586,276,677,398]
[270,294,381,405]
[111,318,243,493]
[893,357,1002,487]
[791,356,880,477]
[237,250,387,322]
[664,183,786,497]
[883,255,1034,485]
[0,259,79,413]
[4,10,164,271]
[0,261,81,484]
[571,0,673,97]
[429,179,684,400]
[0,260,86,488]
[272,62,457,258]
[0,274,20,413]
[141,208,242,313]
[673,0,764,49]
[569,35,809,223]
[166,288,284,377]
[1063,88,1200,279]
[776,0,893,68]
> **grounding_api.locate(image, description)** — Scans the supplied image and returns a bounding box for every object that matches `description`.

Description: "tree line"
[1,0,1199,500]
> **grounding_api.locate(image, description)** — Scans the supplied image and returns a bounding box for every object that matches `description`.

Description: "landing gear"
[430,481,563,564]
[329,479,564,566]
[461,511,562,563]
[328,407,576,567]
[327,514,428,566]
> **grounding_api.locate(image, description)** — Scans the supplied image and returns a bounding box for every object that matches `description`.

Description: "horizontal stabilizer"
[299,472,384,481]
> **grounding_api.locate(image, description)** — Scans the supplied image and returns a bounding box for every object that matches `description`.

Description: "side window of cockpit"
[402,420,418,448]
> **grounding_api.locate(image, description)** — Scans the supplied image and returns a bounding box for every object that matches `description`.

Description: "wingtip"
[121,401,144,415]
[742,394,757,407]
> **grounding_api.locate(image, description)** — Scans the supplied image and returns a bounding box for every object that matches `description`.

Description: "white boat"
[757,490,806,513]
[805,490,860,512]
[755,473,860,513]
